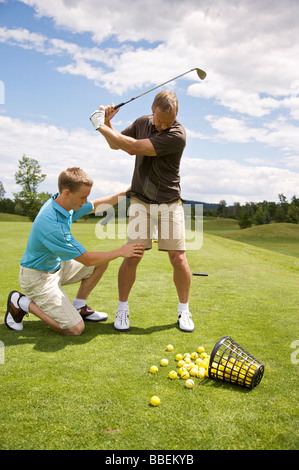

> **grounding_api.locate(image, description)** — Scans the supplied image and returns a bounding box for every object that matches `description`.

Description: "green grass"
[0,213,31,222]
[0,219,299,450]
[204,218,299,258]
[221,223,299,258]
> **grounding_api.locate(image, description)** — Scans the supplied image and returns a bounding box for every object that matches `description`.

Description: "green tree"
[217,200,227,217]
[14,155,47,221]
[238,207,252,229]
[286,196,299,224]
[0,181,5,199]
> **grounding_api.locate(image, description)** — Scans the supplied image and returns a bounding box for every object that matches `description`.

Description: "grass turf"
[0,219,298,450]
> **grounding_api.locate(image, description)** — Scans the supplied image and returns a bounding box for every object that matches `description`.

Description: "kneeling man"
[5,167,144,336]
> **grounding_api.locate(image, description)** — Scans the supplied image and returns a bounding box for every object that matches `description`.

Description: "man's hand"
[105,104,119,126]
[90,106,105,130]
[120,243,145,258]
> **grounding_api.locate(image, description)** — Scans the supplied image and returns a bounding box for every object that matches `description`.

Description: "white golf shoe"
[78,305,108,322]
[114,309,130,331]
[178,310,194,332]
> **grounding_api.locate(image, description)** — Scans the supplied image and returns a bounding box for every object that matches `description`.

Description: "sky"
[0,0,298,205]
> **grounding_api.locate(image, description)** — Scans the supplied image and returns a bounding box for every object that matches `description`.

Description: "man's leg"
[17,265,88,335]
[114,197,149,331]
[118,257,142,302]
[168,250,191,303]
[5,290,84,336]
[114,257,142,331]
[61,260,109,322]
[75,262,109,300]
[28,300,85,336]
[168,250,194,332]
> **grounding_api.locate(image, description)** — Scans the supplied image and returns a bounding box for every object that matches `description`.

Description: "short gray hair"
[152,90,178,115]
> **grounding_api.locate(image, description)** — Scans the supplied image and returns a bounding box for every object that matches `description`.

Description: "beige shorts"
[127,197,186,251]
[19,260,94,330]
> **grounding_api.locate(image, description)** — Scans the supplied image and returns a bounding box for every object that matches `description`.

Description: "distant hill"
[184,200,219,211]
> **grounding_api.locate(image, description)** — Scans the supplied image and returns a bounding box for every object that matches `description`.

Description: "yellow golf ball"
[191,352,199,360]
[169,370,178,379]
[185,379,194,389]
[181,370,190,380]
[197,367,205,379]
[178,367,187,376]
[177,360,185,368]
[166,344,174,351]
[197,346,205,354]
[160,358,169,367]
[190,367,199,377]
[176,354,183,361]
[150,396,160,406]
[150,365,158,374]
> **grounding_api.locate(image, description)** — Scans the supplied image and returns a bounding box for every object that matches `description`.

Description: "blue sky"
[0,0,298,205]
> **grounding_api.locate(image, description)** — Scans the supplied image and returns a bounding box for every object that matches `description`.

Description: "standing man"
[90,90,194,333]
[5,167,144,336]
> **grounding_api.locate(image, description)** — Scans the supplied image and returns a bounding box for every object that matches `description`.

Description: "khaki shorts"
[19,260,94,330]
[127,197,186,251]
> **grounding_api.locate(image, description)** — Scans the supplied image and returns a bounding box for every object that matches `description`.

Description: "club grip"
[114,102,125,110]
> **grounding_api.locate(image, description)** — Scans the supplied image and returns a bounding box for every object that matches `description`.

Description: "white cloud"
[1,1,298,205]
[4,1,299,109]
[180,157,299,204]
[0,115,135,199]
[0,116,297,205]
[206,115,299,156]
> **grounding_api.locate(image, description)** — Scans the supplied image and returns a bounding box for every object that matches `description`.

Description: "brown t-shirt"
[122,114,186,203]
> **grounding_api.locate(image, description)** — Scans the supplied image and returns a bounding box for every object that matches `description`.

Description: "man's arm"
[91,189,129,214]
[75,243,144,267]
[91,105,157,156]
[98,125,157,156]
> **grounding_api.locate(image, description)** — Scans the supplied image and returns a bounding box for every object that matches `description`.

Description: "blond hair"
[152,90,178,115]
[58,168,93,194]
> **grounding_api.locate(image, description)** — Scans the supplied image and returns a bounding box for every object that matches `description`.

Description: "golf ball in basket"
[197,367,205,379]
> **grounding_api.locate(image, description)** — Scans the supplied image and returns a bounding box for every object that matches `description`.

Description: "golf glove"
[90,107,105,130]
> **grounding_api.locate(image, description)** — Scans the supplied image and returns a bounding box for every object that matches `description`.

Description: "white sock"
[18,295,31,313]
[73,298,86,310]
[118,300,129,311]
[178,302,189,313]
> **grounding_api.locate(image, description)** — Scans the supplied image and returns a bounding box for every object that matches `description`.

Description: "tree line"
[1,155,298,227]
[214,196,299,228]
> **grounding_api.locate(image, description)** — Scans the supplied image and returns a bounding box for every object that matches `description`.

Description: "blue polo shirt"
[20,194,93,271]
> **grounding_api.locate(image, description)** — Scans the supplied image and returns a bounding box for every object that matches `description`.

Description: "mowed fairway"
[0,218,298,450]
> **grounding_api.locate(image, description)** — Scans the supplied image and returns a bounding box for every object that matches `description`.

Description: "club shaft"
[114,68,200,110]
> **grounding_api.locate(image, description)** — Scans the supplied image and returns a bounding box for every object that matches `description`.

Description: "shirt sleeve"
[42,229,86,261]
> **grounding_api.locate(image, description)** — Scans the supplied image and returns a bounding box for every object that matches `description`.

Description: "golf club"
[114,67,206,110]
[193,272,208,276]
